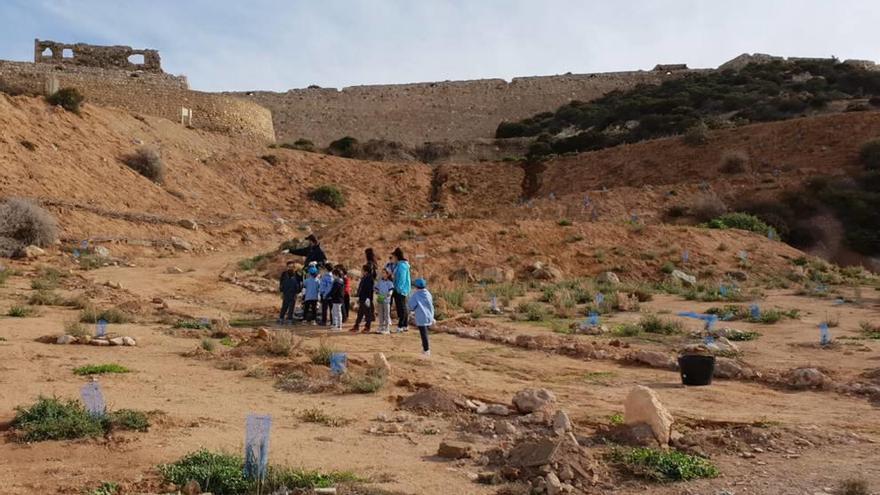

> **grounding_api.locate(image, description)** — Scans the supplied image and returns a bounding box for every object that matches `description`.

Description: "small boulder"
[513,388,557,413]
[532,265,563,281]
[166,266,185,274]
[495,420,518,436]
[109,337,126,346]
[56,334,76,345]
[546,472,563,495]
[90,339,110,346]
[486,404,512,416]
[552,410,572,435]
[624,386,674,446]
[482,266,515,283]
[121,336,137,346]
[786,367,828,389]
[631,350,677,369]
[725,270,748,282]
[22,245,45,259]
[170,236,193,251]
[671,270,696,287]
[437,441,473,459]
[596,271,621,286]
[178,219,199,231]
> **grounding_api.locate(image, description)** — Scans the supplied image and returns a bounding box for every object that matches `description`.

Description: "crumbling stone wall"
[0,60,274,141]
[233,68,700,146]
[34,39,162,72]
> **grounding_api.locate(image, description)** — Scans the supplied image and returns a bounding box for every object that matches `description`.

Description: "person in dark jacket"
[350,264,375,333]
[289,234,327,266]
[278,261,302,325]
[364,248,379,278]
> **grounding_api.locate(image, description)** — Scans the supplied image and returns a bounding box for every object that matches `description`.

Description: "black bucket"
[678,354,715,386]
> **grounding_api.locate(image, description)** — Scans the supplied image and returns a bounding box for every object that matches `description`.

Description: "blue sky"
[1,0,878,92]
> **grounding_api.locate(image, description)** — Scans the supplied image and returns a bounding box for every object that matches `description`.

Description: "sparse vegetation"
[0,198,58,252]
[64,320,89,338]
[267,330,301,357]
[682,121,709,146]
[28,290,63,306]
[260,154,279,166]
[859,321,880,339]
[278,138,317,152]
[610,446,719,482]
[299,407,350,427]
[309,185,346,209]
[557,219,572,226]
[73,363,131,376]
[46,87,84,114]
[639,314,683,335]
[838,477,871,495]
[707,212,770,233]
[719,150,749,174]
[79,306,131,324]
[326,136,360,158]
[10,397,149,442]
[310,340,337,365]
[515,301,549,321]
[174,319,212,330]
[201,338,216,352]
[122,146,165,183]
[7,305,35,317]
[238,252,272,271]
[437,287,465,309]
[159,449,358,495]
[859,139,880,170]
[345,368,388,394]
[86,482,120,495]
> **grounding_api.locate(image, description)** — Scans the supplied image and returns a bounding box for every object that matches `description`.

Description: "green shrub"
[682,121,709,146]
[64,320,89,338]
[79,306,131,324]
[279,138,317,152]
[516,301,548,321]
[660,261,676,274]
[0,268,12,285]
[174,319,212,330]
[11,397,105,442]
[611,447,719,482]
[123,146,164,183]
[73,363,131,375]
[612,322,642,337]
[107,409,149,432]
[159,449,357,495]
[309,185,346,209]
[859,139,880,170]
[7,305,35,317]
[267,330,300,357]
[326,136,360,158]
[311,340,337,365]
[201,338,216,352]
[859,321,880,339]
[345,369,387,394]
[438,287,466,309]
[28,290,63,306]
[299,407,350,427]
[237,252,271,271]
[86,482,120,495]
[557,219,572,226]
[639,314,683,335]
[46,87,84,114]
[707,212,770,233]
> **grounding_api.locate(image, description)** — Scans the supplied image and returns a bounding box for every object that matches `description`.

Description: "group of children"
[278,246,435,356]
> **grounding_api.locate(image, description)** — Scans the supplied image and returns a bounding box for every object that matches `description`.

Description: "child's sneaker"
[421,350,431,359]
[380,328,390,335]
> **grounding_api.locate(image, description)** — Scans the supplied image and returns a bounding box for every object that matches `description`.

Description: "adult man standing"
[288,234,327,266]
[278,261,302,325]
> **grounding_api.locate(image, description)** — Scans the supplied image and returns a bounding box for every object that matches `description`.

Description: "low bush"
[0,198,58,248]
[707,212,770,233]
[159,449,357,495]
[326,136,360,158]
[267,330,301,357]
[309,185,346,209]
[201,338,216,352]
[7,305,35,317]
[719,150,749,174]
[557,219,572,226]
[516,301,548,321]
[611,446,719,482]
[122,146,164,183]
[64,320,89,338]
[345,368,388,394]
[86,482,119,495]
[311,340,337,365]
[46,87,84,114]
[859,139,880,170]
[299,407,350,427]
[107,409,149,432]
[838,477,870,495]
[79,306,131,324]
[437,287,465,309]
[10,397,149,442]
[682,121,709,146]
[859,321,880,339]
[28,290,63,306]
[174,319,212,330]
[639,314,683,335]
[278,138,317,152]
[73,363,131,375]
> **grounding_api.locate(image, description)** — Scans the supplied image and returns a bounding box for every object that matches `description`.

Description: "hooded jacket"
[357,272,375,301]
[319,272,334,298]
[393,260,411,296]
[407,288,435,326]
[290,243,327,266]
[303,275,320,301]
[279,270,302,296]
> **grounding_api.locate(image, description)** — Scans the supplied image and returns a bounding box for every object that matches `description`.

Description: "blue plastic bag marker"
[819,323,831,345]
[244,414,271,481]
[329,353,347,375]
[588,312,599,327]
[703,335,715,345]
[73,249,80,258]
[80,382,105,417]
[682,250,689,264]
[750,304,760,320]
[719,285,729,297]
[490,295,499,312]
[594,293,604,306]
[738,250,748,261]
[80,240,89,250]
[767,227,777,241]
[96,319,107,338]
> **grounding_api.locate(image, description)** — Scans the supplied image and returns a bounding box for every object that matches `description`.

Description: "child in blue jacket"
[303,266,320,324]
[319,263,334,326]
[407,278,435,357]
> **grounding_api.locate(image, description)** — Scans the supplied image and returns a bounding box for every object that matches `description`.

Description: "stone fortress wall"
[232,66,700,146]
[0,39,275,141]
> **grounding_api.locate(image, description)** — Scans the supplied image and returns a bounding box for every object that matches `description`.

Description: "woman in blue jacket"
[391,247,411,333]
[407,278,435,357]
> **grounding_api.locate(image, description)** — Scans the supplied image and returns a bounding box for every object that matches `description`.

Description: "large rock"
[530,262,563,281]
[786,367,829,389]
[552,410,572,435]
[121,336,137,346]
[512,388,556,413]
[631,350,677,369]
[437,441,473,459]
[671,270,696,287]
[596,271,621,286]
[178,219,199,231]
[482,266,515,283]
[56,334,76,344]
[109,337,126,346]
[623,385,674,446]
[373,352,392,375]
[714,357,747,379]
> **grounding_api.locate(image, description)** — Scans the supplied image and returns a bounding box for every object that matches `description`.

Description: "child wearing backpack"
[374,268,394,335]
[303,266,320,324]
[407,278,435,357]
[328,268,345,331]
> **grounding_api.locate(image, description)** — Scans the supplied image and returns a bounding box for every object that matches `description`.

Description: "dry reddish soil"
[1,94,879,495]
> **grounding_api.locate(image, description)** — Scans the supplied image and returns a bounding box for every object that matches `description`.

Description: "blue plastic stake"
[96,319,108,338]
[80,382,105,417]
[490,295,498,312]
[719,285,729,297]
[329,353,347,375]
[750,304,761,320]
[594,293,604,306]
[588,312,599,327]
[819,322,831,345]
[682,250,689,264]
[244,414,271,481]
[767,227,776,241]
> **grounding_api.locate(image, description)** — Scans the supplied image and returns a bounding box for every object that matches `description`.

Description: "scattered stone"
[90,339,111,346]
[513,388,556,413]
[178,219,199,230]
[166,266,185,274]
[671,269,697,287]
[596,271,620,286]
[482,266,515,283]
[56,334,76,345]
[373,352,392,375]
[576,323,608,335]
[109,337,126,346]
[530,262,563,281]
[552,410,572,435]
[170,236,193,251]
[437,441,473,459]
[477,471,502,485]
[121,336,137,346]
[624,385,674,446]
[714,357,746,379]
[93,245,111,258]
[21,245,46,259]
[495,420,518,436]
[786,367,829,389]
[623,423,658,447]
[546,472,563,495]
[508,438,562,468]
[558,464,574,482]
